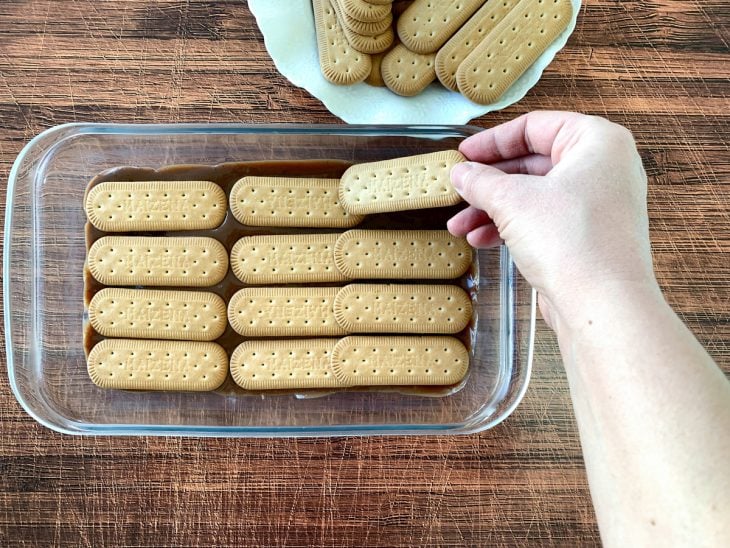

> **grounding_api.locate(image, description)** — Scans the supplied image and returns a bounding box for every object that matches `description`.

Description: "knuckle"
[590,115,635,143]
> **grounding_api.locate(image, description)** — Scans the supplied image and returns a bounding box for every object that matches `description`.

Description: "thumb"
[450,161,511,214]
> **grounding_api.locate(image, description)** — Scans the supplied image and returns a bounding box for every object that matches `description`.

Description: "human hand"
[448,111,658,329]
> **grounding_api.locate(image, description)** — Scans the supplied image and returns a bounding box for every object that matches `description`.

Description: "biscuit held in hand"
[339,150,465,214]
[447,111,653,323]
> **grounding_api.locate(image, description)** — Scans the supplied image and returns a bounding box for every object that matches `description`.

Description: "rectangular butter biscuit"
[334,230,472,279]
[228,287,346,337]
[331,335,469,386]
[339,150,465,214]
[85,181,226,232]
[230,233,349,285]
[89,288,227,341]
[313,0,372,85]
[436,0,520,90]
[230,177,364,228]
[333,284,472,333]
[87,236,228,287]
[230,339,341,390]
[456,0,573,104]
[88,339,228,391]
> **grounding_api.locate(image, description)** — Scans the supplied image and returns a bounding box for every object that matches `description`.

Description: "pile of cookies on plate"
[312,0,572,103]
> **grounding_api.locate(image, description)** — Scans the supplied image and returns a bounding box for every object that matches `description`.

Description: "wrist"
[545,278,666,341]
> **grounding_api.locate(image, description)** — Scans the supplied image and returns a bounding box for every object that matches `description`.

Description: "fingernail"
[450,162,475,192]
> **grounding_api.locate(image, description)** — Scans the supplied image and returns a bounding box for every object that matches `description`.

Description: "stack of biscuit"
[330,0,394,55]
[83,151,475,394]
[311,0,573,103]
[312,0,396,86]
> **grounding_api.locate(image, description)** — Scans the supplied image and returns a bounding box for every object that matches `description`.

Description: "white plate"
[249,0,581,124]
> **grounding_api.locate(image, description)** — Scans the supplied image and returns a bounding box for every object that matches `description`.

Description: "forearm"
[553,283,730,547]
[448,113,729,544]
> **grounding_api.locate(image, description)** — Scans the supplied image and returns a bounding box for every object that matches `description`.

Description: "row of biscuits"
[85,150,465,234]
[312,0,573,103]
[89,283,472,340]
[89,335,469,391]
[86,229,471,286]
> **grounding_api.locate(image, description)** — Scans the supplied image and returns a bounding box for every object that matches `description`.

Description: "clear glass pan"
[4,123,535,437]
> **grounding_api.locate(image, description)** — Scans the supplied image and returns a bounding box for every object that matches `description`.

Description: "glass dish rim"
[4,122,536,437]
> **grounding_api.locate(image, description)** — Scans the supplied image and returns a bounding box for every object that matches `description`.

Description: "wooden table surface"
[0,1,727,546]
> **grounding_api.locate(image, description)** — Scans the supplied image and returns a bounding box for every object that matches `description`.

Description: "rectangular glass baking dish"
[4,123,535,437]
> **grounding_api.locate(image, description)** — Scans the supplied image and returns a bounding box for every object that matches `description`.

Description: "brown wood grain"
[0,0,728,546]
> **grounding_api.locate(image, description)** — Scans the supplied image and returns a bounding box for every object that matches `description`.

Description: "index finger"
[459,111,589,164]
